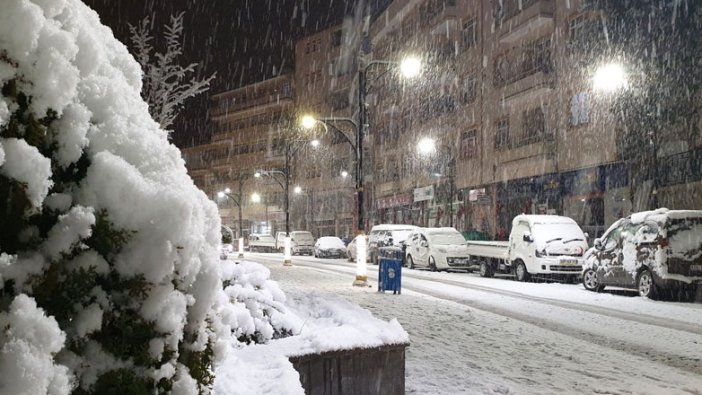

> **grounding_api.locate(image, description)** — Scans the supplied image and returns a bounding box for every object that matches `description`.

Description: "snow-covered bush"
[0,1,290,393]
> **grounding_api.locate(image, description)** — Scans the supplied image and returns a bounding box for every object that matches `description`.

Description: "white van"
[275,231,315,255]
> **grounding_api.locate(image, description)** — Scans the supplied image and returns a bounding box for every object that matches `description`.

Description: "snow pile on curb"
[213,263,409,394]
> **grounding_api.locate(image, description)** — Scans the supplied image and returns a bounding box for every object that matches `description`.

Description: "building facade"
[185,0,702,241]
[182,74,295,239]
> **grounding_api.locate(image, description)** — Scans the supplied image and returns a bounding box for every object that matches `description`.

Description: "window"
[462,19,476,50]
[461,75,477,104]
[495,119,509,150]
[331,90,350,111]
[331,30,342,47]
[570,92,589,126]
[460,130,477,159]
[569,14,586,43]
[522,107,545,143]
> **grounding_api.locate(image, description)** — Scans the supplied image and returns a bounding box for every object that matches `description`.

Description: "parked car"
[346,235,369,262]
[582,209,702,298]
[404,227,472,271]
[314,236,347,258]
[275,231,315,255]
[219,243,235,260]
[248,234,276,252]
[367,224,418,264]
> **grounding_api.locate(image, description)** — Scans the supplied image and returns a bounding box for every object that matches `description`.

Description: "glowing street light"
[294,185,302,194]
[593,63,628,92]
[341,170,349,178]
[399,55,422,79]
[310,139,320,148]
[301,114,317,129]
[417,137,437,155]
[251,192,261,203]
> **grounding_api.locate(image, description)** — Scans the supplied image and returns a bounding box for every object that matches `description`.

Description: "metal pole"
[237,178,244,238]
[285,144,290,237]
[357,69,366,234]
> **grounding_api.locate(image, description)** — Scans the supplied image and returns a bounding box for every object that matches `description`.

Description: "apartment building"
[291,20,363,237]
[181,74,295,238]
[364,0,702,240]
[184,0,701,241]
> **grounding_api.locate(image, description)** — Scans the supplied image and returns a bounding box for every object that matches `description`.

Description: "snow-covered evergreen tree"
[0,1,297,394]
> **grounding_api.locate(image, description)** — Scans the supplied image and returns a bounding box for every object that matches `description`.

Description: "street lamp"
[593,63,627,92]
[294,185,302,194]
[417,137,456,228]
[254,138,317,265]
[302,55,422,287]
[251,193,261,203]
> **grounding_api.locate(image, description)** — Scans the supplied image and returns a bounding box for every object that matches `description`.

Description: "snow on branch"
[129,13,216,132]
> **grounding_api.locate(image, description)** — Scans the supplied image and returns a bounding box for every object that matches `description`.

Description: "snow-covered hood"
[540,239,588,256]
[434,244,470,256]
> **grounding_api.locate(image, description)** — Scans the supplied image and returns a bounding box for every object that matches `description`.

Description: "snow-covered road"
[246,253,702,394]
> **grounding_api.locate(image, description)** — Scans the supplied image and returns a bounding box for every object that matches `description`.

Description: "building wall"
[182,74,295,238]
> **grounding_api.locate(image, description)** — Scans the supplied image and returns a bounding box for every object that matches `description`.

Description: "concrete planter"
[289,343,408,395]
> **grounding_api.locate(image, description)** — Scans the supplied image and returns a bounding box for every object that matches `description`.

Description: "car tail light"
[658,238,669,248]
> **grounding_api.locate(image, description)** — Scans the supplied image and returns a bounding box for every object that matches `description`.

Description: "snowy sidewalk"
[258,257,702,395]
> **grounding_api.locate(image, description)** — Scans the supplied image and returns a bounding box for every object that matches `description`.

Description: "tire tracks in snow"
[251,255,702,375]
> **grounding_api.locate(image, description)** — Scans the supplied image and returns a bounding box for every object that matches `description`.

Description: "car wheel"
[515,261,530,282]
[582,268,604,292]
[429,257,438,272]
[637,268,658,299]
[407,255,415,269]
[479,261,493,278]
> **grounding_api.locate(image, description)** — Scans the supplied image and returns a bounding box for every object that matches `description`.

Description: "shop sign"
[468,188,486,202]
[413,185,434,202]
[376,193,412,210]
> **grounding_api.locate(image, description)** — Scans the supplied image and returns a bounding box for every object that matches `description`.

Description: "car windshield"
[317,237,345,248]
[532,223,585,246]
[292,232,314,243]
[389,230,414,243]
[428,232,466,245]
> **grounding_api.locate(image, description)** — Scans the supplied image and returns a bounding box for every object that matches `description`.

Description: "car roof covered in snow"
[628,208,702,225]
[512,214,578,227]
[370,224,418,232]
[421,227,461,235]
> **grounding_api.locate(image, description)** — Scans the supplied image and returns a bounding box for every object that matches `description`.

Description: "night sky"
[83,0,366,148]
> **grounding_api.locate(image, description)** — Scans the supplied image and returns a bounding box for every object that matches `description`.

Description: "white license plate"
[560,259,578,266]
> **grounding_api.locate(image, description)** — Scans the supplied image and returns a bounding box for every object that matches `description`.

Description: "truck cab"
[468,214,588,282]
[275,231,315,255]
[509,215,588,281]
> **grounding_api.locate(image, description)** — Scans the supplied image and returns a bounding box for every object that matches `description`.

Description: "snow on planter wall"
[0,1,244,393]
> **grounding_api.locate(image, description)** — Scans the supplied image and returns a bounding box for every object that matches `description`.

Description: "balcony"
[210,92,293,118]
[499,71,555,105]
[498,0,555,44]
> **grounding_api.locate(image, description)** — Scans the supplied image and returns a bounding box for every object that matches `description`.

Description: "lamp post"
[255,139,318,265]
[301,55,421,287]
[217,187,245,258]
[417,137,456,228]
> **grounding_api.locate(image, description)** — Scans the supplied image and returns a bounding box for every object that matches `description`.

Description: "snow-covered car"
[368,224,418,264]
[220,243,235,260]
[405,227,472,271]
[346,235,369,262]
[582,209,702,298]
[248,234,276,252]
[314,236,347,258]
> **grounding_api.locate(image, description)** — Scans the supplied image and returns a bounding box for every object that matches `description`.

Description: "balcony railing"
[497,0,555,44]
[210,92,293,117]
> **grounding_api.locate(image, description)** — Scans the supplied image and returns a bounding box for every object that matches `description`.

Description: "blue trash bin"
[378,247,403,294]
